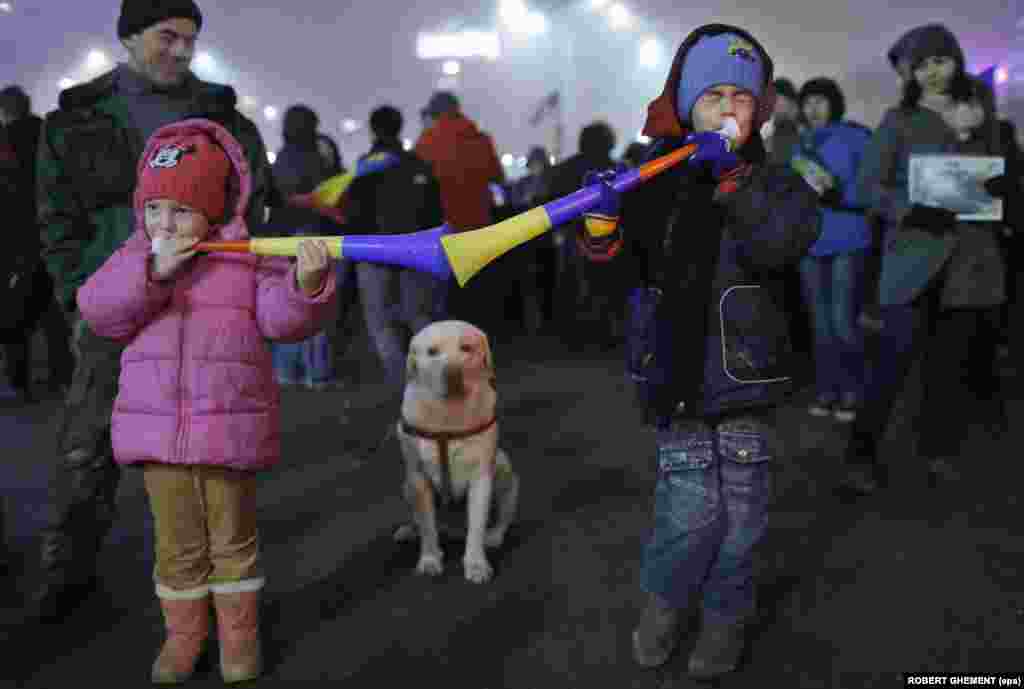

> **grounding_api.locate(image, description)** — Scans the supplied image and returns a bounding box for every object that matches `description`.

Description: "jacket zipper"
[176,292,187,462]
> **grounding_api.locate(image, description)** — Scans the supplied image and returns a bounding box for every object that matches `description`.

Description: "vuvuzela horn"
[195,127,732,286]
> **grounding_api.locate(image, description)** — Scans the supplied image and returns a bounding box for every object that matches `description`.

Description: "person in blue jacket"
[792,78,873,421]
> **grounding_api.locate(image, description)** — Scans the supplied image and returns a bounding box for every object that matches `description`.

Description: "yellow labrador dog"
[393,320,519,583]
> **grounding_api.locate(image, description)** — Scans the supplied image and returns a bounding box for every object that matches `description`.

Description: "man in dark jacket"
[543,121,623,345]
[340,105,444,390]
[578,24,820,677]
[0,86,74,404]
[32,0,276,622]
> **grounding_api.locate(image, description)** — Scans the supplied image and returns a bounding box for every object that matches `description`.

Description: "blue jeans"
[799,251,867,402]
[641,413,773,624]
[271,332,333,385]
[357,263,440,388]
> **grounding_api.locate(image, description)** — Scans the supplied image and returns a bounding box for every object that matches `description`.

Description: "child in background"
[76,119,336,684]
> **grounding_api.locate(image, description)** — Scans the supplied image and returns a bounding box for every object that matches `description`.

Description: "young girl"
[76,118,336,684]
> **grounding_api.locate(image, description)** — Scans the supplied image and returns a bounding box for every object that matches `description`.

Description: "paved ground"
[0,320,1021,688]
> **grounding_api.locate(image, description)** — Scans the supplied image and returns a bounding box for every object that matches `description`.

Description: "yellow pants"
[142,464,262,596]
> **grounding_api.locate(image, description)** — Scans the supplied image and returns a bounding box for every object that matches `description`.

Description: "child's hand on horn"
[296,239,330,296]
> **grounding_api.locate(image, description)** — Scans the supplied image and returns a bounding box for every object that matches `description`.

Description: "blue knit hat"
[676,32,765,123]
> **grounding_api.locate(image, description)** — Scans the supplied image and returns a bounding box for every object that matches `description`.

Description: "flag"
[529,90,560,127]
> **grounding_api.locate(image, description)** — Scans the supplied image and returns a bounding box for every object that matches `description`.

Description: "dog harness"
[399,416,498,507]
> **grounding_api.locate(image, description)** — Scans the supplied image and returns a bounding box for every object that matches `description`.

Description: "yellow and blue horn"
[196,139,702,286]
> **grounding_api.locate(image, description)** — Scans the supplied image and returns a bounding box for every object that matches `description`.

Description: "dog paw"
[415,552,444,576]
[463,553,493,584]
[484,527,507,549]
[394,523,418,542]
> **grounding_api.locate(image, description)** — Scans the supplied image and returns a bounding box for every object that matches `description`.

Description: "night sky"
[1,0,1019,165]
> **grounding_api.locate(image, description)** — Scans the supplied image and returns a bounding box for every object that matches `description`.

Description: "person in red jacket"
[415,92,504,319]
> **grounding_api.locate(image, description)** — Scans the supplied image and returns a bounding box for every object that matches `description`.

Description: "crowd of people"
[0,0,1020,683]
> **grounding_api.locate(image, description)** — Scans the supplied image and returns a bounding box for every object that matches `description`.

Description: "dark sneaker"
[833,393,860,423]
[687,621,746,679]
[808,394,835,418]
[632,593,680,668]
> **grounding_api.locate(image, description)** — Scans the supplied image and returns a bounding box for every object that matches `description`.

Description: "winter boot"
[631,592,681,667]
[213,584,263,683]
[152,587,210,684]
[687,619,746,679]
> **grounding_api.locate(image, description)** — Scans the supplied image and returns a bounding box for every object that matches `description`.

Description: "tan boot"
[152,587,210,684]
[631,592,680,667]
[213,583,263,683]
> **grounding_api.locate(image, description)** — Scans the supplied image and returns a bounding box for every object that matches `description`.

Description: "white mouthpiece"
[718,117,740,142]
[151,237,169,256]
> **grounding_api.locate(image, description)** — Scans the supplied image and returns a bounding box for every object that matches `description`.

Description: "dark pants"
[3,296,74,393]
[845,285,1004,473]
[37,314,123,583]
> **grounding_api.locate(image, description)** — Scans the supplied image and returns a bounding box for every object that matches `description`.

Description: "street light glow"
[267,151,277,164]
[638,37,661,67]
[341,118,361,133]
[403,138,413,151]
[263,106,278,121]
[58,78,76,90]
[589,0,610,9]
[416,31,500,60]
[607,3,631,29]
[85,49,108,71]
[442,60,461,76]
[500,0,547,35]
[501,153,515,166]
[995,66,1010,84]
[0,2,12,13]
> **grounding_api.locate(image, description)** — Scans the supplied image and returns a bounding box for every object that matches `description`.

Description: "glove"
[903,203,958,237]
[577,165,627,261]
[983,174,1015,199]
[819,186,843,209]
[685,130,741,180]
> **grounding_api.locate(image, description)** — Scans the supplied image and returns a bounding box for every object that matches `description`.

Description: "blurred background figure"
[414,91,504,324]
[0,85,73,405]
[793,77,873,422]
[543,121,625,349]
[621,141,650,169]
[341,105,444,392]
[270,104,338,389]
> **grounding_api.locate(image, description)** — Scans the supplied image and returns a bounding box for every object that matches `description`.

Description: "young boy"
[579,24,822,678]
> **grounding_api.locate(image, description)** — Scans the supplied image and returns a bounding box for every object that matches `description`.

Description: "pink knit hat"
[137,130,230,222]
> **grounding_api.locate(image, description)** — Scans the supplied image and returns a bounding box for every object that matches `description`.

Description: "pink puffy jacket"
[77,119,337,471]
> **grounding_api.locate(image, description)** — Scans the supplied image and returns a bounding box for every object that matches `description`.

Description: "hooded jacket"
[76,119,337,471]
[619,24,821,421]
[796,120,874,256]
[414,112,503,232]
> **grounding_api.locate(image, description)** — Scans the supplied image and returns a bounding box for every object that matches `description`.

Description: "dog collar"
[399,416,498,507]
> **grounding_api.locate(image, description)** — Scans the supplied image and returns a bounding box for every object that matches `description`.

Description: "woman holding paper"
[837,24,1012,497]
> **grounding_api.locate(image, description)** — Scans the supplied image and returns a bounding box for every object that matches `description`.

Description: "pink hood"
[77,118,337,471]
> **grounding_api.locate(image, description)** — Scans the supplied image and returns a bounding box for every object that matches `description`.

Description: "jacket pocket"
[60,116,137,211]
[718,284,791,384]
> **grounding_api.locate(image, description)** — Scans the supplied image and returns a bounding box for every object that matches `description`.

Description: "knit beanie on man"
[137,130,230,223]
[118,0,203,39]
[676,32,766,123]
